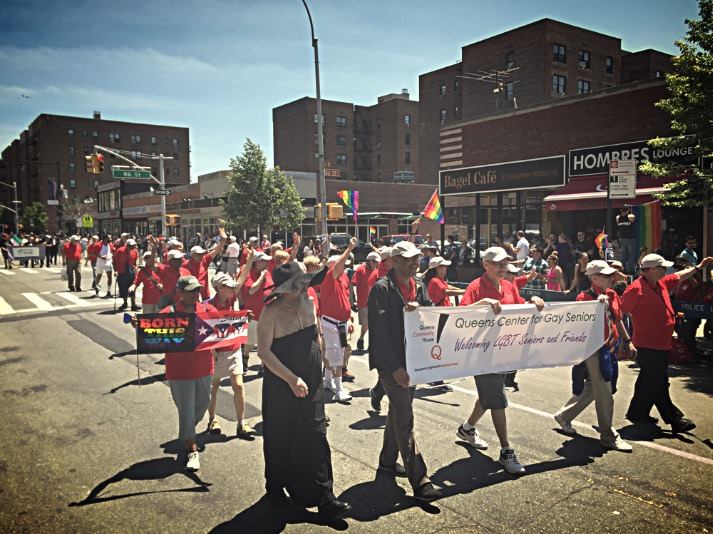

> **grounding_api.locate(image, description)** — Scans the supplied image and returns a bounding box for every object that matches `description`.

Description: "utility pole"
[302,0,328,237]
[159,154,166,235]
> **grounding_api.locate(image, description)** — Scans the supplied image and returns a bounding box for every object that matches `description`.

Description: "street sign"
[608,159,636,199]
[153,189,171,196]
[111,166,152,180]
[81,215,94,228]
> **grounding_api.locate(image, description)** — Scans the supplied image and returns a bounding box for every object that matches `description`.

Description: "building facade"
[0,111,190,232]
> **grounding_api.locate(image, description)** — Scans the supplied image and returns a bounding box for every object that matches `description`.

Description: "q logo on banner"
[430,345,442,360]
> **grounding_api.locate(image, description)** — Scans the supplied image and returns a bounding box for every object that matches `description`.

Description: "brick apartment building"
[273,90,419,183]
[419,18,672,184]
[0,111,190,232]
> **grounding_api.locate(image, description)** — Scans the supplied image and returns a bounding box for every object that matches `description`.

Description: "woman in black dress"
[256,262,350,520]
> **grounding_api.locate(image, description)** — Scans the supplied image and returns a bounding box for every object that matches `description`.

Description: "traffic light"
[84,154,105,174]
[85,155,94,173]
[328,203,343,220]
[165,214,180,227]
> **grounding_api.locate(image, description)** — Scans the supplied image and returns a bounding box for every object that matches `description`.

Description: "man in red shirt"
[63,235,83,292]
[457,247,544,475]
[553,260,634,452]
[187,227,226,300]
[621,253,712,434]
[319,237,357,403]
[129,251,163,314]
[352,251,379,352]
[114,238,140,311]
[87,235,102,290]
[156,249,191,308]
[241,251,274,359]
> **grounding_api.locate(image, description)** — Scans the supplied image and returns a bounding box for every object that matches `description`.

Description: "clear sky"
[0,0,700,179]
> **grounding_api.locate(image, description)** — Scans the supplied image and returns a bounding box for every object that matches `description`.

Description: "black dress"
[262,324,335,508]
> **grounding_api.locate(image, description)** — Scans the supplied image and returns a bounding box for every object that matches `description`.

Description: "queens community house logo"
[430,345,442,360]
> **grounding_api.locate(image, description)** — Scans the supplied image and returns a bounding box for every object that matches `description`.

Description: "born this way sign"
[135,311,250,353]
[404,301,606,385]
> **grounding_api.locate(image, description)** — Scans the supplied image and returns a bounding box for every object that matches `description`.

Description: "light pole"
[301,0,328,237]
[0,181,20,232]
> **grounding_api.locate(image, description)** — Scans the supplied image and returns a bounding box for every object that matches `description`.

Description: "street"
[1,266,712,533]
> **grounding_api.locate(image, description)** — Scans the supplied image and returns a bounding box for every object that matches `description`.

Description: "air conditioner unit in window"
[578,61,588,69]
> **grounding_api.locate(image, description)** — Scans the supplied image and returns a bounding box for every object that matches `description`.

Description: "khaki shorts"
[142,303,160,314]
[214,348,244,379]
[247,320,258,346]
[358,308,368,327]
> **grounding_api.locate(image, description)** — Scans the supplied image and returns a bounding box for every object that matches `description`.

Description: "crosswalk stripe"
[56,292,100,306]
[20,268,39,274]
[0,297,14,315]
[21,292,54,310]
[0,270,16,276]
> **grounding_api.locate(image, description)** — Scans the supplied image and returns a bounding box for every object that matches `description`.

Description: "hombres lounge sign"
[439,156,565,196]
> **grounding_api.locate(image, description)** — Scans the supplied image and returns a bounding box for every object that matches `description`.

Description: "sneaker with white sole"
[323,378,336,392]
[334,389,352,403]
[499,448,525,475]
[602,437,633,452]
[554,414,577,435]
[456,423,488,449]
[186,451,200,471]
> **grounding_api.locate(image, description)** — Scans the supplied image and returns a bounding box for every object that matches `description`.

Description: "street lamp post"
[301,0,328,237]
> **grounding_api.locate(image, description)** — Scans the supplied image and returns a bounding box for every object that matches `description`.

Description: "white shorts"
[95,258,112,272]
[247,320,258,346]
[321,317,347,368]
[214,347,244,379]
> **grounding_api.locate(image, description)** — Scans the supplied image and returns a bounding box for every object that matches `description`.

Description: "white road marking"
[56,292,100,306]
[0,269,16,276]
[20,268,39,274]
[21,292,55,310]
[0,297,14,315]
[350,358,713,468]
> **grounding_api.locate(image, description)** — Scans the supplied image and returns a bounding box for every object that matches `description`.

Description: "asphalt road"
[1,264,712,533]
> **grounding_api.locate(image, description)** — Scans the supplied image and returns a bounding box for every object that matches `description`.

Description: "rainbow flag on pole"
[594,230,608,252]
[422,189,444,224]
[369,226,376,238]
[632,201,662,252]
[337,190,359,223]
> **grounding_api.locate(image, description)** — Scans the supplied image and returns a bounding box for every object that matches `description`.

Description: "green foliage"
[20,202,48,233]
[221,139,304,233]
[643,0,713,207]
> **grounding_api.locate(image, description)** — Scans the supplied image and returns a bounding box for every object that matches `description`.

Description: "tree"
[221,139,304,234]
[19,202,48,233]
[60,197,91,230]
[640,0,713,208]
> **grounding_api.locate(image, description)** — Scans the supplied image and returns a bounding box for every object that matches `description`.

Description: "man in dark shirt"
[616,205,636,273]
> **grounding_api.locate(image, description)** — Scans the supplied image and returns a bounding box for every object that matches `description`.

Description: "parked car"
[381,234,425,246]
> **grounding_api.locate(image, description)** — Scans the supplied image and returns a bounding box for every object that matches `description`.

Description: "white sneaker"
[323,378,336,392]
[456,423,488,449]
[602,437,633,452]
[334,388,352,403]
[186,451,200,471]
[499,448,525,475]
[554,414,577,435]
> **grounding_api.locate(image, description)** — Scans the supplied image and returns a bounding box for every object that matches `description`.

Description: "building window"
[440,81,447,96]
[505,82,514,101]
[131,134,141,144]
[336,116,347,128]
[405,152,411,164]
[440,109,447,125]
[109,132,120,142]
[405,133,411,145]
[454,104,459,116]
[655,70,664,79]
[578,50,591,69]
[150,136,156,145]
[453,79,459,90]
[577,79,591,94]
[336,134,347,146]
[172,138,178,147]
[67,128,75,137]
[505,51,514,69]
[552,74,567,95]
[336,153,347,166]
[69,179,76,189]
[68,145,75,156]
[606,56,613,74]
[404,114,411,126]
[130,150,141,160]
[553,43,567,63]
[92,131,98,140]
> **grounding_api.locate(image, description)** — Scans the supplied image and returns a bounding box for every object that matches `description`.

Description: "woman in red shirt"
[128,251,163,314]
[424,256,464,306]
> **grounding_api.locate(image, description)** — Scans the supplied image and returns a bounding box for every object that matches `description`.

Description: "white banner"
[404,301,606,385]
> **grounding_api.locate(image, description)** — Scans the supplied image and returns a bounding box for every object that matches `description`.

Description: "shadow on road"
[103,373,166,394]
[68,457,211,506]
[210,495,348,534]
[349,412,386,430]
[668,361,713,398]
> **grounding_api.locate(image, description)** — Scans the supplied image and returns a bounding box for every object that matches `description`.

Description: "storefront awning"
[543,175,676,212]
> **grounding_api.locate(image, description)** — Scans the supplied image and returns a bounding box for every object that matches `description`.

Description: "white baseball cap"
[429,256,451,268]
[254,251,272,262]
[211,272,237,289]
[391,241,421,259]
[640,253,674,269]
[366,251,380,262]
[586,260,617,276]
[126,239,137,246]
[506,263,521,274]
[379,246,393,260]
[482,246,511,263]
[230,235,237,242]
[142,251,153,258]
[190,245,207,255]
[167,249,185,260]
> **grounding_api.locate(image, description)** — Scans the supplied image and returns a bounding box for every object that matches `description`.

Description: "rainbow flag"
[594,230,608,252]
[369,226,376,238]
[632,201,661,252]
[337,190,359,223]
[422,189,444,224]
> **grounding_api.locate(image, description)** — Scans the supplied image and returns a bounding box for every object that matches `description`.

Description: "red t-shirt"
[397,278,416,304]
[367,262,389,292]
[63,242,82,262]
[513,275,528,290]
[307,287,321,317]
[112,245,125,272]
[319,266,352,321]
[241,268,273,320]
[133,267,163,305]
[576,286,621,344]
[117,248,138,274]
[87,241,102,262]
[156,264,191,298]
[162,301,216,380]
[621,274,679,351]
[428,277,452,306]
[460,275,525,306]
[351,263,373,308]
[187,254,214,300]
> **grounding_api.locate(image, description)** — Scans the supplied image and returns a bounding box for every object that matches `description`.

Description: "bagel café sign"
[439,156,566,195]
